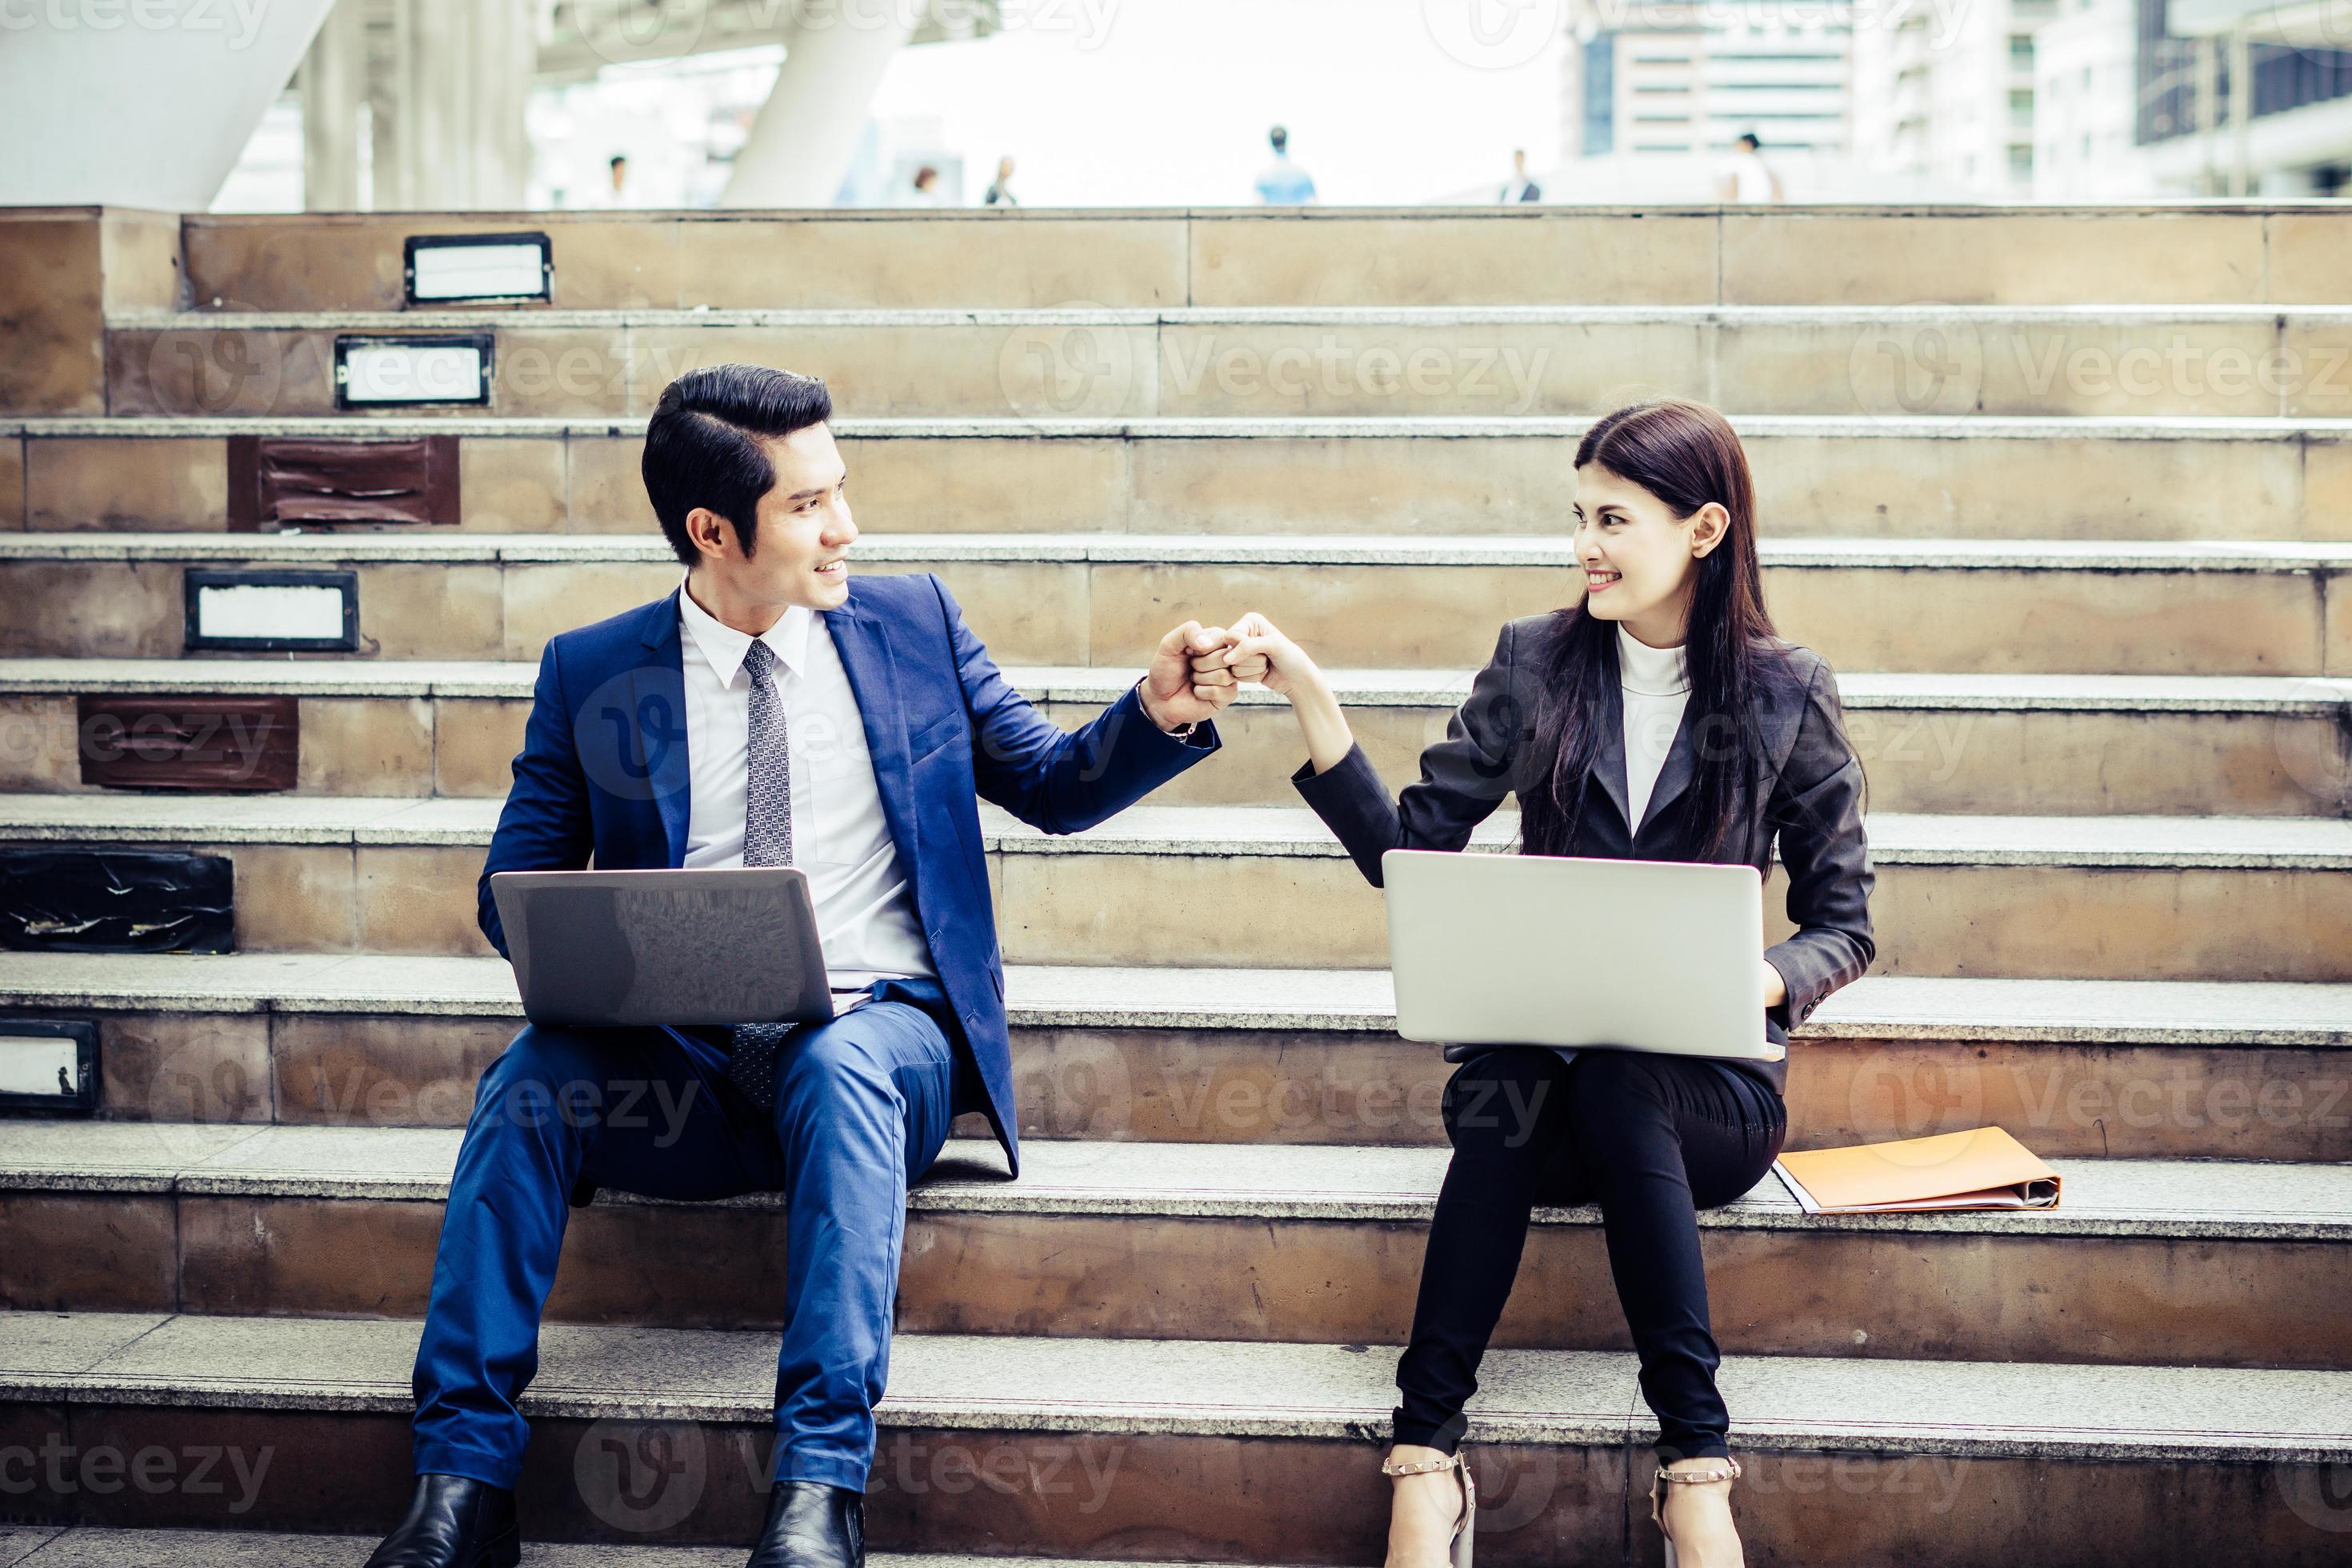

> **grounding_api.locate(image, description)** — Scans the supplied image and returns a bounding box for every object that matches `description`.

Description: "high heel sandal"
[1648,1454,1742,1568]
[1382,1449,1477,1568]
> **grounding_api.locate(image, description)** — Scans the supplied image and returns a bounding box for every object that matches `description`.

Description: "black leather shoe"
[746,1480,864,1568]
[364,1472,520,1568]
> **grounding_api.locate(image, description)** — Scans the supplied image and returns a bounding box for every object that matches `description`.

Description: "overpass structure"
[0,0,995,213]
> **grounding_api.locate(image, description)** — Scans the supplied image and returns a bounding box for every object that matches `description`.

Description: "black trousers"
[1393,1046,1788,1462]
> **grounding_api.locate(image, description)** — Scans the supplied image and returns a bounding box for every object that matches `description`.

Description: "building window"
[2010,34,2036,69]
[2135,0,2352,146]
[2010,144,2035,176]
[1583,33,1617,156]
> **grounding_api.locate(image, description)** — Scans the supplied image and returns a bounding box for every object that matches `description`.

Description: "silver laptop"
[489,868,835,1030]
[1382,850,1786,1062]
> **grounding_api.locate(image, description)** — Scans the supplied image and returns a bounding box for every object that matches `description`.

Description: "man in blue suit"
[367,365,1232,1568]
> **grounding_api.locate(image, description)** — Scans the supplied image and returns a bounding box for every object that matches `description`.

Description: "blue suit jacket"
[477,572,1220,1175]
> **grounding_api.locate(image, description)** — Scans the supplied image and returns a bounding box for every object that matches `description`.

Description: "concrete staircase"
[2,203,2350,1566]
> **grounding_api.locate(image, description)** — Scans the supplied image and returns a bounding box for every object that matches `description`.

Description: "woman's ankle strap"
[1654,1455,1742,1486]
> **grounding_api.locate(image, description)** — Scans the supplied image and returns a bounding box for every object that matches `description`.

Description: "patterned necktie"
[726,638,797,1108]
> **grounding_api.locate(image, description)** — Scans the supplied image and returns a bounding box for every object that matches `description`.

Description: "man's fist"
[1139,620,1242,732]
[1186,611,1316,700]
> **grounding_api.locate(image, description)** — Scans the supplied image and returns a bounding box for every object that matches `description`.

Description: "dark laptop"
[488,868,835,1030]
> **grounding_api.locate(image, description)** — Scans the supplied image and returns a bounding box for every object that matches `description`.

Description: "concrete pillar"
[381,0,536,210]
[0,0,339,210]
[2194,34,2221,197]
[300,0,369,212]
[2226,23,2253,198]
[722,3,916,207]
[370,15,404,209]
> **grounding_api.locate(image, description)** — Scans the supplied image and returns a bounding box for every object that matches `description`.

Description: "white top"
[676,576,936,994]
[1618,624,1692,831]
[1719,150,1776,203]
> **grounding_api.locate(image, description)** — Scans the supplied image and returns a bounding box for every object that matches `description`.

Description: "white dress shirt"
[676,576,936,996]
[1618,624,1692,830]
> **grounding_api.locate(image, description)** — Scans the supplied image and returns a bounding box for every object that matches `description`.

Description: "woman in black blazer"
[1196,399,1874,1568]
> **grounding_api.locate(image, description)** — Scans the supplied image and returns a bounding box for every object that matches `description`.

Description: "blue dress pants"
[409,977,968,1493]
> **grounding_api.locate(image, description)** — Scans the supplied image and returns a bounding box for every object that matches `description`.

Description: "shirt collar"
[677,573,814,687]
[1616,622,1691,697]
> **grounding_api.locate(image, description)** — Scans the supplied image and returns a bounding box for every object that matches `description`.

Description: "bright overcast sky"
[866,0,1569,206]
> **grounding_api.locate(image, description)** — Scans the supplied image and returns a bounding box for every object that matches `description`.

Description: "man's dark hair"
[1736,132,1762,150]
[610,154,627,169]
[1269,124,1289,153]
[641,364,833,566]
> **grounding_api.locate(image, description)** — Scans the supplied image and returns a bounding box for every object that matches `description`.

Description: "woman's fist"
[1188,611,1320,701]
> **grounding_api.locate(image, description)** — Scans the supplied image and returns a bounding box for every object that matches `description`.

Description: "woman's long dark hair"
[1521,399,1798,861]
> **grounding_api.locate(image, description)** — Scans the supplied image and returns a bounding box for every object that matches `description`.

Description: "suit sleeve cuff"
[1762,946,1817,1027]
[1291,741,1378,803]
[1125,679,1221,754]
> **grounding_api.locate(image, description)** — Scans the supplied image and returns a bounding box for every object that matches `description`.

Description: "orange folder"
[1773,1126,2062,1214]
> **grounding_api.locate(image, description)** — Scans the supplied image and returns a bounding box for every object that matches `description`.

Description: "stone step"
[97,304,2352,421]
[22,206,2346,422]
[6,955,2349,1162]
[2,794,2348,978]
[6,532,2347,677]
[6,413,2350,543]
[162,206,2350,313]
[2,1310,2346,1563]
[5,658,2345,816]
[2,1530,1102,1568]
[2,1122,2344,1371]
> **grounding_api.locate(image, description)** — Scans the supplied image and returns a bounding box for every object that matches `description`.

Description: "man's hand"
[1139,621,1242,733]
[1186,610,1320,701]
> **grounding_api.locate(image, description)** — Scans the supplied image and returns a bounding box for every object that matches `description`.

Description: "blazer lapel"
[1638,654,1816,843]
[822,589,922,870]
[632,590,693,869]
[1636,702,1702,837]
[1591,674,1634,831]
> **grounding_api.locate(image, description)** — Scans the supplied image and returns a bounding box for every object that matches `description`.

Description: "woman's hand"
[1190,611,1357,775]
[1189,610,1325,702]
[1760,957,1788,1010]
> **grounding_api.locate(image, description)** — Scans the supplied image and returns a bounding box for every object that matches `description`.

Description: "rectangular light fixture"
[185,568,359,652]
[0,1019,98,1114]
[405,231,552,305]
[334,333,494,408]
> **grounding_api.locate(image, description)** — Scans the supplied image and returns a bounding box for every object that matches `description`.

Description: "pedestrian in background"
[1500,148,1542,202]
[1255,124,1318,205]
[984,154,1019,206]
[1715,133,1784,203]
